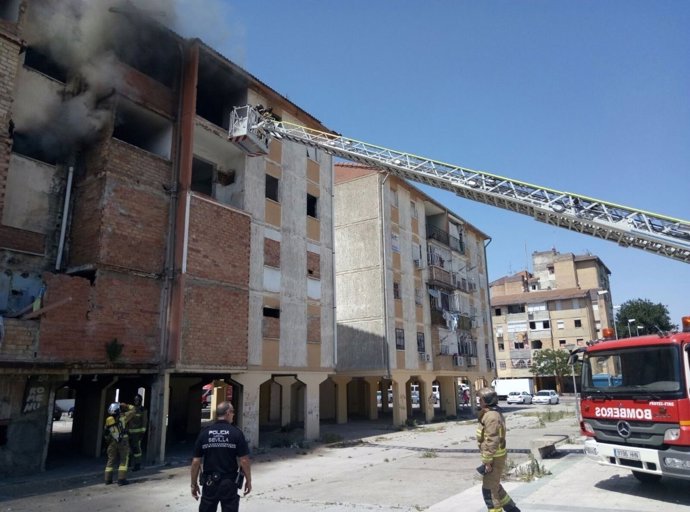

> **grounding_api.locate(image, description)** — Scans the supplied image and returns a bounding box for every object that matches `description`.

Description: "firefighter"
[476,387,520,512]
[128,394,148,471]
[104,402,136,486]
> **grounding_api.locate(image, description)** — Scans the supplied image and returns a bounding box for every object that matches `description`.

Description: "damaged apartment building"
[0,0,336,477]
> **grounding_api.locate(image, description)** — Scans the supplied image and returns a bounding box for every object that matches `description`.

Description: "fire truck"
[228,104,690,263]
[569,317,690,483]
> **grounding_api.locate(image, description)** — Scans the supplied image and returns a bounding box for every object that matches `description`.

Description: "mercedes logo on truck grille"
[617,421,632,438]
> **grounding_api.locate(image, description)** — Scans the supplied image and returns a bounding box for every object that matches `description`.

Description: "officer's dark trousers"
[199,479,240,512]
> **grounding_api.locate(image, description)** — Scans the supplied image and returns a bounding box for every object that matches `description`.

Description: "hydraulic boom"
[229,105,690,264]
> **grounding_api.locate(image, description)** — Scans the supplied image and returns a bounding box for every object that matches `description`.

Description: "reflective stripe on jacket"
[476,408,507,463]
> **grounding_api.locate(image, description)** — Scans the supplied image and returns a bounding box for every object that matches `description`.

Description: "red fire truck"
[575,316,690,482]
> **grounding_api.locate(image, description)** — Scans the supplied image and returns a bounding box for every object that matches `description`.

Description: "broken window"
[22,47,67,83]
[265,174,279,202]
[196,52,248,129]
[11,132,58,165]
[191,157,214,196]
[111,24,178,88]
[574,319,582,328]
[0,0,21,22]
[113,99,172,158]
[307,193,318,218]
[263,307,280,318]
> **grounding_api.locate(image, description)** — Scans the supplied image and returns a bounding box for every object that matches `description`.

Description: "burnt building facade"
[0,0,335,476]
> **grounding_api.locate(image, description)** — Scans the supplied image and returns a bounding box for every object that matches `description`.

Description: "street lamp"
[627,318,636,338]
[636,325,644,336]
[597,290,616,339]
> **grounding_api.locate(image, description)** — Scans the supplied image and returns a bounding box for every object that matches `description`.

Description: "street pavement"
[1,399,689,511]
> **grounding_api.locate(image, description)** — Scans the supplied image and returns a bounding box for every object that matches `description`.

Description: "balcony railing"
[427,266,453,288]
[427,224,464,253]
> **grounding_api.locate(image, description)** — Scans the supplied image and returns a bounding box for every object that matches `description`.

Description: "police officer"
[476,387,520,512]
[128,394,148,471]
[190,401,252,512]
[104,402,136,486]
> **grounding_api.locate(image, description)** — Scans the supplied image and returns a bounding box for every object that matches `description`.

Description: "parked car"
[506,391,533,405]
[52,399,75,421]
[532,389,559,405]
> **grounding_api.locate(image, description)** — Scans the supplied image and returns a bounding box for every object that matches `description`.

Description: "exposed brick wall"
[180,281,248,367]
[100,178,168,274]
[37,271,160,364]
[69,138,171,273]
[262,316,280,339]
[0,30,20,216]
[264,238,280,268]
[186,195,250,286]
[0,224,44,254]
[103,138,172,191]
[118,63,175,118]
[69,175,104,267]
[307,311,321,343]
[307,251,320,278]
[0,32,20,139]
[0,318,38,359]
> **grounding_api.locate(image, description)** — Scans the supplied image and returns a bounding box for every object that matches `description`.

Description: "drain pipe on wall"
[379,173,391,380]
[55,164,75,270]
[482,238,496,384]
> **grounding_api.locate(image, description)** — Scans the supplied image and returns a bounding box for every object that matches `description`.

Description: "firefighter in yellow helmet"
[476,387,520,512]
[128,394,148,471]
[104,402,136,485]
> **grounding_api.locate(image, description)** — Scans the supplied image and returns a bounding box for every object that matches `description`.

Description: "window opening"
[263,307,280,318]
[307,194,318,218]
[265,175,279,202]
[395,328,405,350]
[191,157,214,196]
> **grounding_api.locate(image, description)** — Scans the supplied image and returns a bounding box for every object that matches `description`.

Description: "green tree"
[529,348,571,393]
[615,299,676,338]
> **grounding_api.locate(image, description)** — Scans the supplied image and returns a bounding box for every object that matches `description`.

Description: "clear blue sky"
[181,1,690,328]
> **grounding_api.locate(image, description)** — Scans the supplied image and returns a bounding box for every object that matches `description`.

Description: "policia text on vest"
[190,402,252,512]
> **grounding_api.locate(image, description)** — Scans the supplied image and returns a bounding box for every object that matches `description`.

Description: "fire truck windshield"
[582,345,683,397]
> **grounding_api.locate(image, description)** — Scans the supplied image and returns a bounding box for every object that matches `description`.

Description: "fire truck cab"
[576,316,690,483]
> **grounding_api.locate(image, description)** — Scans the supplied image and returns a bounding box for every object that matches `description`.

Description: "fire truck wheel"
[631,471,661,484]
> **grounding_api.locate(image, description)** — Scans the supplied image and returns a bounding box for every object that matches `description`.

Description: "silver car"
[506,391,532,404]
[532,389,559,405]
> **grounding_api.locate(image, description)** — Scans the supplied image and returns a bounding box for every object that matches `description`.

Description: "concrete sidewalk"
[6,403,688,511]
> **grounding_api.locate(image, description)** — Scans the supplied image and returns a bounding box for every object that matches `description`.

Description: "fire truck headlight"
[664,428,681,441]
[582,422,595,435]
[663,457,690,470]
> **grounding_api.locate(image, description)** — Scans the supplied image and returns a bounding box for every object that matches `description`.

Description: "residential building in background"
[334,164,495,426]
[490,249,613,391]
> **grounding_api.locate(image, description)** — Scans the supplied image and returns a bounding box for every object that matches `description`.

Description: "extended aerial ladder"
[229,105,690,264]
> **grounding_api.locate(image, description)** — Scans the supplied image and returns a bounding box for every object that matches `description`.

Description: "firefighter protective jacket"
[104,404,136,444]
[128,405,148,435]
[476,408,508,463]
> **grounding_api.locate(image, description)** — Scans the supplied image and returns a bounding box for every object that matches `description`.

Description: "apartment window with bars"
[395,328,405,350]
[417,332,425,353]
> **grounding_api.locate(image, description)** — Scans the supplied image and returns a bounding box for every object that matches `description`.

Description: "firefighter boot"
[105,473,113,485]
[117,479,130,486]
